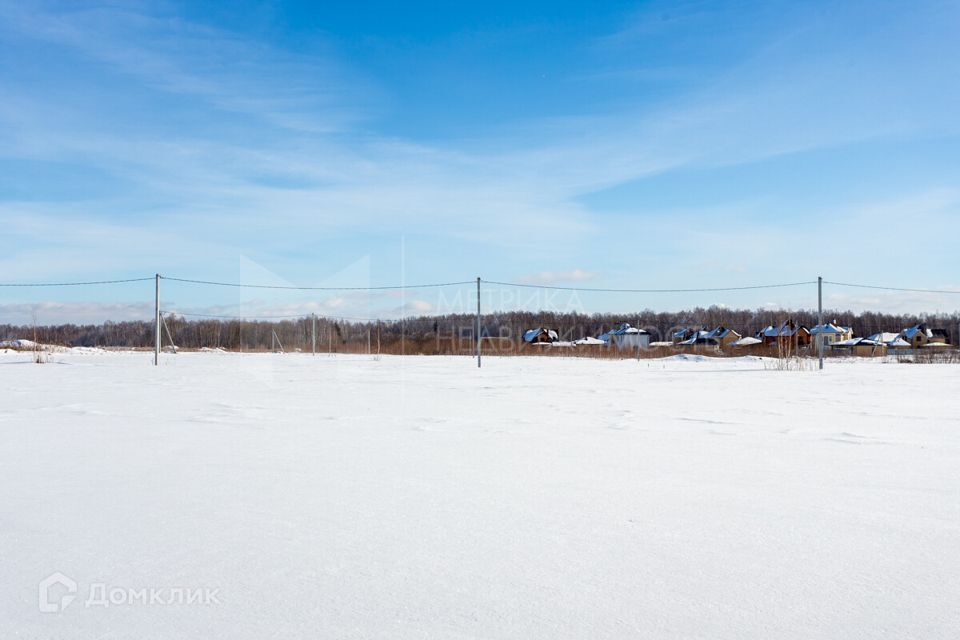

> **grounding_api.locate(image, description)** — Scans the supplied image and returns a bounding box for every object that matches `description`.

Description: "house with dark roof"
[602,323,650,350]
[758,320,812,348]
[522,328,559,344]
[901,323,950,349]
[671,328,700,344]
[704,326,742,348]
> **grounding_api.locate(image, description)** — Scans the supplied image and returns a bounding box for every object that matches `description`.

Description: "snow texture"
[2,352,958,638]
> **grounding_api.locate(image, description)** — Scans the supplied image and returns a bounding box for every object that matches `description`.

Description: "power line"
[824,281,960,295]
[3,273,959,297]
[0,277,154,287]
[481,279,818,293]
[160,276,474,291]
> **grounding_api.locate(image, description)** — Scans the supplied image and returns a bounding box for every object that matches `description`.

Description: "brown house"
[758,320,812,349]
[901,323,950,349]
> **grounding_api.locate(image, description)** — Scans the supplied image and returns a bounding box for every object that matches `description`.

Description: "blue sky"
[2,0,960,323]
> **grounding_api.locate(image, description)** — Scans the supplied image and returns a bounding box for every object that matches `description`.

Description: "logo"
[38,572,77,613]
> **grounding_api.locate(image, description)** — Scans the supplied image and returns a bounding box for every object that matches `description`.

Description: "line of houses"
[522,321,954,356]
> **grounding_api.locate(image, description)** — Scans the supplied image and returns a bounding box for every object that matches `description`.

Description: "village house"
[758,320,812,349]
[901,323,950,349]
[705,326,742,348]
[810,322,854,348]
[677,330,712,346]
[673,326,742,349]
[830,332,910,356]
[522,328,559,345]
[671,328,699,344]
[602,323,651,350]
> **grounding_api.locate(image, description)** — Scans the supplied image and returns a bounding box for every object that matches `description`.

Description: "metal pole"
[154,273,161,366]
[818,276,824,370]
[476,277,482,368]
[312,314,316,356]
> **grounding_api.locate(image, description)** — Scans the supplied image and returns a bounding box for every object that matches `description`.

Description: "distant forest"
[3,307,959,353]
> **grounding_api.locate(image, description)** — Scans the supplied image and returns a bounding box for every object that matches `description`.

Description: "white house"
[603,323,651,350]
[810,323,853,348]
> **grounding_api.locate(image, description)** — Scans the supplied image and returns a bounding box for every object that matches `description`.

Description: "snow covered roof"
[831,337,863,348]
[762,321,809,337]
[705,326,738,339]
[609,323,648,336]
[678,330,712,345]
[832,337,889,349]
[811,323,849,335]
[523,328,559,343]
[573,336,605,345]
[866,332,900,344]
[731,336,762,347]
[902,324,933,340]
[0,339,38,349]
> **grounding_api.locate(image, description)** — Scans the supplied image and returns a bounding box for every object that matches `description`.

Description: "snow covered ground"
[2,352,958,638]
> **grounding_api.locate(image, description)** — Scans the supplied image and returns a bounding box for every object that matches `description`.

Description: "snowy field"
[2,351,959,639]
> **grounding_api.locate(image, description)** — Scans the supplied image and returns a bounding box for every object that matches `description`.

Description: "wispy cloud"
[517,269,600,285]
[1,0,959,318]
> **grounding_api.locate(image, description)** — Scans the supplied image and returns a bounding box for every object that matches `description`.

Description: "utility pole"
[311,314,316,356]
[818,276,824,370]
[154,273,161,366]
[476,277,482,368]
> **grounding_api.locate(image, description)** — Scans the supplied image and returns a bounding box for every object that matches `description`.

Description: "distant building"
[671,328,699,344]
[758,321,812,348]
[522,328,559,344]
[829,333,910,356]
[705,326,742,348]
[901,323,950,349]
[677,330,713,346]
[603,323,651,350]
[810,322,854,348]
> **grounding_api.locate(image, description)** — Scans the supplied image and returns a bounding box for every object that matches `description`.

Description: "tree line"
[3,306,958,352]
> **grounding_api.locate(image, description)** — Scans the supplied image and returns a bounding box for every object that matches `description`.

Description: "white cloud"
[517,270,600,285]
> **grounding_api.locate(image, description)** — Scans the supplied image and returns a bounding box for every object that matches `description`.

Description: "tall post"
[476,277,482,368]
[154,273,161,366]
[311,314,316,356]
[818,276,824,370]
